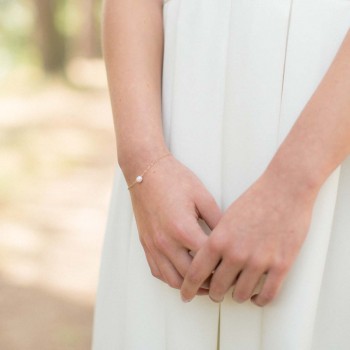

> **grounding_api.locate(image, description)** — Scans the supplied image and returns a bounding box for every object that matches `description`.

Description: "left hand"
[180,171,318,307]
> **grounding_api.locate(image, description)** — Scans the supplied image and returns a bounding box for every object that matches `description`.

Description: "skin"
[181,28,350,306]
[103,0,350,306]
[102,0,221,295]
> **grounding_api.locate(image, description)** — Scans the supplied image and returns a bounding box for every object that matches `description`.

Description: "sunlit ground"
[0,60,116,349]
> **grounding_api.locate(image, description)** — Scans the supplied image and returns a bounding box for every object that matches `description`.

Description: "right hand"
[127,153,222,294]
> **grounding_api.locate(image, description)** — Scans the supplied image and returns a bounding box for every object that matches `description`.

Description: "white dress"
[92,0,350,349]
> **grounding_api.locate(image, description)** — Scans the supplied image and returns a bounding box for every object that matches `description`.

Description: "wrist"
[261,152,322,204]
[117,141,170,184]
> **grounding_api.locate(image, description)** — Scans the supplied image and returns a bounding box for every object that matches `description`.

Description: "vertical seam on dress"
[163,0,182,348]
[124,184,139,349]
[218,0,234,345]
[220,0,234,207]
[261,1,294,349]
[275,0,295,149]
[165,0,182,153]
[217,303,221,350]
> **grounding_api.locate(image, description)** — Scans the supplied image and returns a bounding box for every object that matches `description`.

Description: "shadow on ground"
[0,74,115,349]
[0,275,93,350]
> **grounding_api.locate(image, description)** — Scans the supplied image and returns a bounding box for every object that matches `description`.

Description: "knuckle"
[227,249,247,266]
[210,280,226,297]
[260,289,277,304]
[169,218,184,233]
[208,238,224,255]
[201,192,217,209]
[248,256,264,272]
[233,289,250,303]
[167,277,182,289]
[153,232,169,251]
[150,268,162,280]
[194,187,208,202]
[187,270,203,285]
[272,257,290,275]
[170,220,189,241]
[175,227,189,242]
[260,280,281,304]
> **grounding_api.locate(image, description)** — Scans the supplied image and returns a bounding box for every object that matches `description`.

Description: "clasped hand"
[129,154,316,307]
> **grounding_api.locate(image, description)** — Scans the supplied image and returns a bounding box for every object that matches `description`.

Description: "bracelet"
[127,152,171,190]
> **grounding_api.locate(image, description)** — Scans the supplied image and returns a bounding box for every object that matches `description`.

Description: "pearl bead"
[136,175,143,183]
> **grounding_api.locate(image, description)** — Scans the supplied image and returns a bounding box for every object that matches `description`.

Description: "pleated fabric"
[92,0,350,349]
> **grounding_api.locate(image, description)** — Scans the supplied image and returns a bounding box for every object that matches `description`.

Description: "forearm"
[102,0,168,181]
[264,29,350,200]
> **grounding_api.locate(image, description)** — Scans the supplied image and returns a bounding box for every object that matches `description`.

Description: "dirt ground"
[0,66,116,349]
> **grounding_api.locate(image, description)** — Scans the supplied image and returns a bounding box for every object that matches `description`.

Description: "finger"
[208,259,243,303]
[250,270,284,307]
[153,221,205,277]
[144,241,209,293]
[194,189,222,230]
[201,274,213,289]
[180,241,221,302]
[166,247,193,277]
[232,267,267,303]
[251,273,268,296]
[155,252,184,289]
[177,218,208,253]
[167,247,213,292]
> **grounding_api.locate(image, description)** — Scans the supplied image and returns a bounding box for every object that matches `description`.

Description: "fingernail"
[181,294,193,303]
[209,295,223,303]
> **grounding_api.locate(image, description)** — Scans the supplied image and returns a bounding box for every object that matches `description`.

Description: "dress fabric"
[92,0,350,349]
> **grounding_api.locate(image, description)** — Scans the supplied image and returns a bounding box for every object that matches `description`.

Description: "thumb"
[194,188,222,231]
[184,217,208,253]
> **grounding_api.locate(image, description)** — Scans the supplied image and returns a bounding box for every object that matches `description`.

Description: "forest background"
[0,1,116,349]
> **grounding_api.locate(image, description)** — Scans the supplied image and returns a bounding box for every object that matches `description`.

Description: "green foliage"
[56,0,81,38]
[0,0,102,77]
[0,0,38,75]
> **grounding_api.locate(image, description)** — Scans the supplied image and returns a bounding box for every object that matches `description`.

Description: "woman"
[92,0,350,348]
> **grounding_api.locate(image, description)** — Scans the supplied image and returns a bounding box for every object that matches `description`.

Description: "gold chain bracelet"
[127,152,171,190]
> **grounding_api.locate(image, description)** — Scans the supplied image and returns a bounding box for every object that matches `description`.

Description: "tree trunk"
[33,0,66,73]
[78,0,101,58]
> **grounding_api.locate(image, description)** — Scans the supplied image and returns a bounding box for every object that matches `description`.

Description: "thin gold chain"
[127,152,171,190]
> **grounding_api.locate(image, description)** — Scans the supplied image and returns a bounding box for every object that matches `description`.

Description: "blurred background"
[0,0,116,349]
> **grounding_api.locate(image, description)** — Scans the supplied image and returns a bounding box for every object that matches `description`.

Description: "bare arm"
[181,29,350,306]
[103,0,167,180]
[102,0,222,291]
[266,29,350,198]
